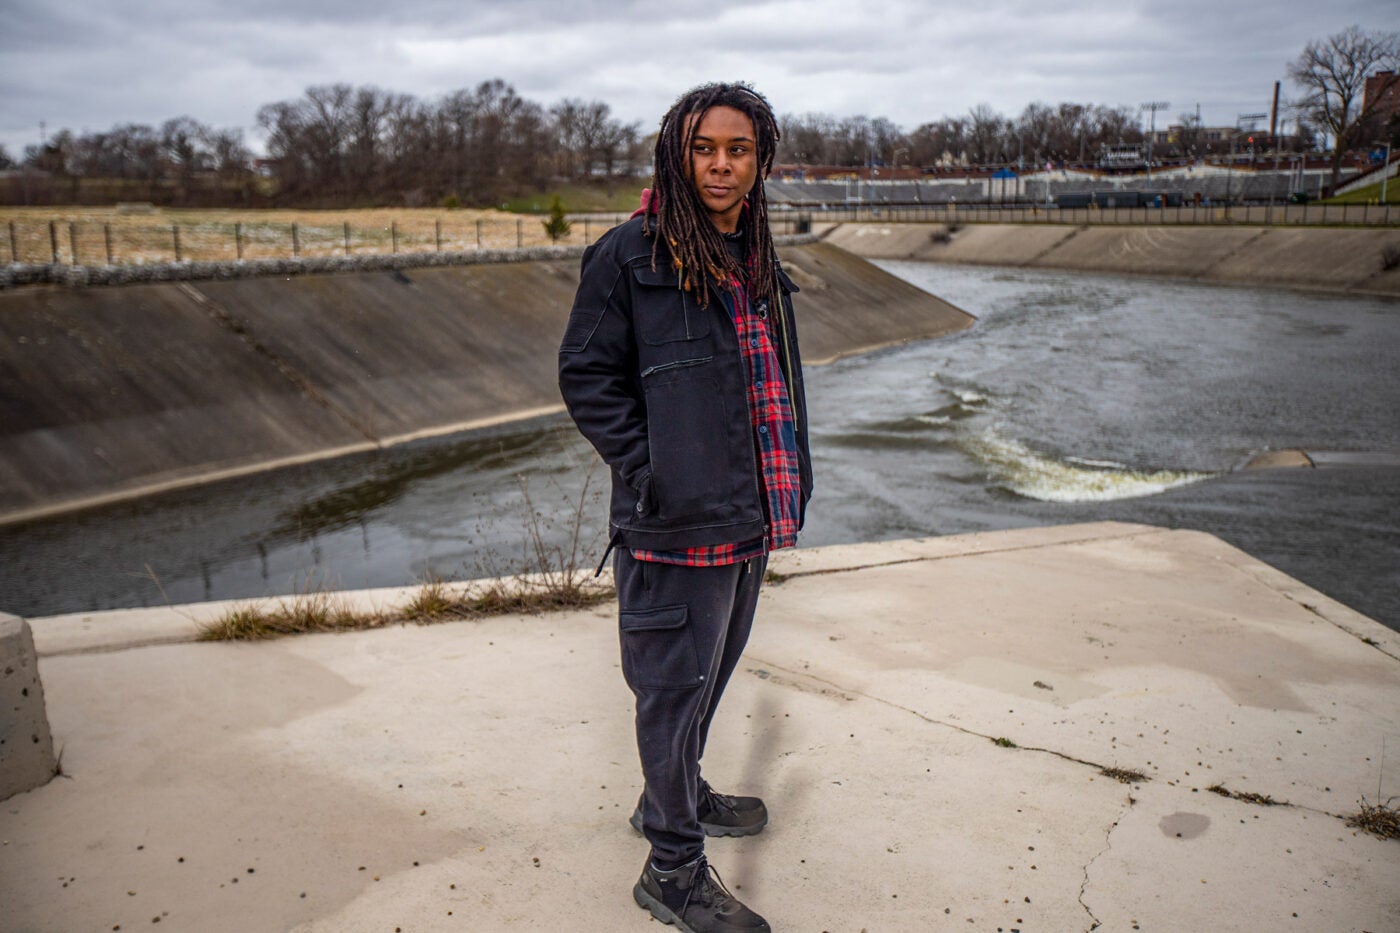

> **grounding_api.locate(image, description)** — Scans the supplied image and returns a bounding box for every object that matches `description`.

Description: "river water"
[2,263,1397,630]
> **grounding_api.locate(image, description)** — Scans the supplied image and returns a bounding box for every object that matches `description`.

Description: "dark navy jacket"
[557,215,813,553]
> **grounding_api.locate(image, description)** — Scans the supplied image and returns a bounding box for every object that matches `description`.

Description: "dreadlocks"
[649,82,782,313]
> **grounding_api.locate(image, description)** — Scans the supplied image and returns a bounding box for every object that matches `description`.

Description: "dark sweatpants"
[614,547,767,867]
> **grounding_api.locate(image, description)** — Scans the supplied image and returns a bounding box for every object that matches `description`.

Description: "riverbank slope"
[0,240,973,524]
[825,222,1400,295]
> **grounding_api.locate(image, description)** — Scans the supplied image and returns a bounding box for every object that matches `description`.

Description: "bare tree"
[777,112,838,166]
[160,116,211,201]
[205,127,252,178]
[907,117,967,167]
[1288,25,1400,190]
[1088,105,1143,147]
[549,98,588,178]
[966,104,1011,165]
[1047,103,1091,163]
[1015,102,1058,166]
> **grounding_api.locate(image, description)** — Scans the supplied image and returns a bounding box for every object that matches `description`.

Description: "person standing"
[558,82,812,932]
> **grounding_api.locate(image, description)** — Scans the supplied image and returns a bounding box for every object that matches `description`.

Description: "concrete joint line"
[747,657,1109,774]
[1023,225,1083,267]
[42,632,201,658]
[772,527,1174,584]
[1196,226,1271,277]
[175,283,380,444]
[748,657,1362,832]
[1211,551,1400,662]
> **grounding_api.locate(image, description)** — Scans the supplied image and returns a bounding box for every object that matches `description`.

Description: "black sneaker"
[633,856,771,933]
[628,784,768,837]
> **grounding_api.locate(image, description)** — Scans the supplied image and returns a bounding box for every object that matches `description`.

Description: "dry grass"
[1100,766,1150,784]
[199,590,383,640]
[1346,797,1399,841]
[198,573,613,641]
[199,465,611,641]
[408,573,613,620]
[1207,784,1282,806]
[0,205,623,265]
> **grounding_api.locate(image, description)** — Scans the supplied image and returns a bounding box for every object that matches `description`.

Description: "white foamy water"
[959,430,1216,503]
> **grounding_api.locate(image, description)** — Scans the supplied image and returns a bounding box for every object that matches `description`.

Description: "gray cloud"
[2,0,1397,158]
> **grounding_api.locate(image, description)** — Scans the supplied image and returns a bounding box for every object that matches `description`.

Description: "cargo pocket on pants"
[619,605,702,691]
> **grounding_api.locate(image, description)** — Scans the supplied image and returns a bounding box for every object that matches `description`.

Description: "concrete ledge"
[27,522,1153,656]
[30,520,1399,663]
[0,613,56,800]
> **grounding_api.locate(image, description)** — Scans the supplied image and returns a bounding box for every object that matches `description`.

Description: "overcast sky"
[3,0,1398,159]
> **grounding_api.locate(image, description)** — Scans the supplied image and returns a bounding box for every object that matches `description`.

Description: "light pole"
[1141,101,1170,179]
[892,147,907,206]
[1382,141,1393,205]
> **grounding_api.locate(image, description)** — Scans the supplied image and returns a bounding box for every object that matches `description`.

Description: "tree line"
[778,102,1161,170]
[2,26,1395,207]
[2,79,645,208]
[0,92,1218,208]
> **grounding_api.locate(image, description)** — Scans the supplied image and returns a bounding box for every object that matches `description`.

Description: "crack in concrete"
[1076,799,1127,932]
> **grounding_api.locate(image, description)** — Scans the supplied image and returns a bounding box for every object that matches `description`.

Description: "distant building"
[1362,71,1400,136]
[1151,125,1242,156]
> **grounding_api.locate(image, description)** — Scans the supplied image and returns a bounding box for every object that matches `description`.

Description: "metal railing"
[776,201,1397,227]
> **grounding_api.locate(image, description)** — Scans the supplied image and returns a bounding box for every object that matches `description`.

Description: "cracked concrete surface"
[3,522,1398,931]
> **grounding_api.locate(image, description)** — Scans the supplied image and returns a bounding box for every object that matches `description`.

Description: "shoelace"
[680,857,735,916]
[701,785,738,816]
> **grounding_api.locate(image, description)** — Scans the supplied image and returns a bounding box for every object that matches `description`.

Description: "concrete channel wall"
[0,241,973,524]
[825,222,1400,295]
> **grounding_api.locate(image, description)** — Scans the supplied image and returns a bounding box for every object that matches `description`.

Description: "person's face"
[685,105,759,233]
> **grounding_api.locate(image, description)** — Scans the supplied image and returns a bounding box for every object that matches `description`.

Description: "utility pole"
[1141,101,1170,178]
[1383,141,1392,205]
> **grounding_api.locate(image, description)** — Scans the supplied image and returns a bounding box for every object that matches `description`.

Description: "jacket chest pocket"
[630,264,713,346]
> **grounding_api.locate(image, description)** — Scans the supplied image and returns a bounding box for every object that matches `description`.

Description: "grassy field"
[0,205,635,265]
[1324,175,1400,205]
[499,178,649,214]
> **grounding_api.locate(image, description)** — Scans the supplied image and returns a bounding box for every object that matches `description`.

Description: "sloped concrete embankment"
[0,242,972,524]
[827,222,1400,295]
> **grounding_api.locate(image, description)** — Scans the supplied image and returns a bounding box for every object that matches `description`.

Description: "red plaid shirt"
[632,273,802,567]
